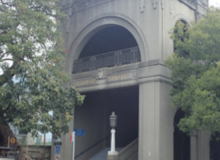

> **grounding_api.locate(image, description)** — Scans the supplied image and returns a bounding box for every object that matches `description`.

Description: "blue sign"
[74,129,85,136]
[55,146,60,154]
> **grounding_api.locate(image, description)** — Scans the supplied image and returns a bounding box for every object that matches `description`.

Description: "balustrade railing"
[114,138,138,160]
[72,46,140,73]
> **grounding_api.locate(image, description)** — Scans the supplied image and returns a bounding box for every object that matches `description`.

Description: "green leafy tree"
[0,0,84,159]
[166,8,220,135]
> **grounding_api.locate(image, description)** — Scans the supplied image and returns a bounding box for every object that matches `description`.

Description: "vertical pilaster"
[139,81,173,160]
[198,131,210,160]
[191,131,210,160]
[191,134,198,160]
[59,120,74,160]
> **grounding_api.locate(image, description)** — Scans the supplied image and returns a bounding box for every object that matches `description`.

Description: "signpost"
[54,139,62,160]
[74,129,85,137]
[54,142,62,146]
[70,129,85,160]
[70,132,75,160]
[9,138,15,145]
[0,137,16,160]
[55,146,60,160]
[55,154,60,160]
[55,146,60,154]
[9,137,16,148]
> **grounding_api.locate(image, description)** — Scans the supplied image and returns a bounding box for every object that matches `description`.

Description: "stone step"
[89,148,122,160]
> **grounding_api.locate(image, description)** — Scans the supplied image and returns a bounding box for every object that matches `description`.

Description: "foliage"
[166,8,220,134]
[0,0,84,137]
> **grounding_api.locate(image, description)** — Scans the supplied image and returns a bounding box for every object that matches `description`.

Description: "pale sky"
[209,0,220,7]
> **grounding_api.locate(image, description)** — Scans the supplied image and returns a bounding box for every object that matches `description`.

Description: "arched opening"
[173,20,190,57]
[174,109,190,160]
[210,133,220,160]
[79,25,138,58]
[72,25,141,73]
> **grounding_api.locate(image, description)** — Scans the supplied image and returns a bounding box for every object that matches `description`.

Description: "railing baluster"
[72,46,140,73]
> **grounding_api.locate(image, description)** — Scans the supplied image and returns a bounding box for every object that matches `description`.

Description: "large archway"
[72,23,140,160]
[65,15,148,74]
[73,25,141,73]
[174,109,190,160]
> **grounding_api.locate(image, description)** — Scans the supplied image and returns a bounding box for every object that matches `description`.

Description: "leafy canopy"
[166,8,220,134]
[0,0,84,136]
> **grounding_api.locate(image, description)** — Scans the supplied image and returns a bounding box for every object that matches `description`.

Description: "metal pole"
[72,131,75,160]
[110,129,116,152]
[108,128,118,155]
[44,133,46,159]
[26,135,28,157]
[44,133,46,146]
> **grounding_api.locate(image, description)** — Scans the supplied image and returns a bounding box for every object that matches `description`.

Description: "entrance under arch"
[174,109,190,160]
[210,133,220,160]
[74,86,139,160]
[72,25,141,73]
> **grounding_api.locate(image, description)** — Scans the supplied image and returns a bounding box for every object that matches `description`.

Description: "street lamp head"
[110,112,117,128]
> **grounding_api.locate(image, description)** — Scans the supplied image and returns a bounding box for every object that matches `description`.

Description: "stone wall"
[21,145,51,160]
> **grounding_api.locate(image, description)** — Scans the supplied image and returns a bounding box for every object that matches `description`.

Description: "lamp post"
[108,112,118,155]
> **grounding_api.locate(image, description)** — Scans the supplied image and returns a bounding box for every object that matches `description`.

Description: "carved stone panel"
[96,69,106,79]
[139,0,145,12]
[152,0,158,9]
[74,69,138,88]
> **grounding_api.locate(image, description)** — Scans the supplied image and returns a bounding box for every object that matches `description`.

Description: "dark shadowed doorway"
[174,109,190,160]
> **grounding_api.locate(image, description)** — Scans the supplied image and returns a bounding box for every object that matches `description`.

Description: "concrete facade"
[51,0,210,160]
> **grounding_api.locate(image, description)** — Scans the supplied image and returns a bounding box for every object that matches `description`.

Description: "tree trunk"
[0,116,32,160]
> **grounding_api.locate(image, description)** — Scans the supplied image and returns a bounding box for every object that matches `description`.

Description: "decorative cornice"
[71,61,171,92]
[72,0,114,13]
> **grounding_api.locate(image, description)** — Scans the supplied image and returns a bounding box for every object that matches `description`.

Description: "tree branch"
[3,103,11,113]
[0,58,13,61]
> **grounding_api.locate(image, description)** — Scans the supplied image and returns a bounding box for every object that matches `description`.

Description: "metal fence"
[72,46,140,73]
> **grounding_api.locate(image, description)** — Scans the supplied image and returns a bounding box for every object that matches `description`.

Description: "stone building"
[52,0,213,160]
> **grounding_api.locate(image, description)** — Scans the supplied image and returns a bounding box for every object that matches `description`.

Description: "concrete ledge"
[107,154,119,160]
[72,61,172,92]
